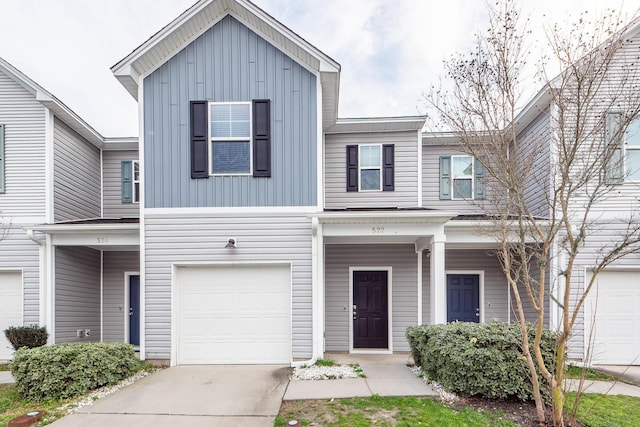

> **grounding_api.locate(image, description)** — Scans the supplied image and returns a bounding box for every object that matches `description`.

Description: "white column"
[417,250,423,325]
[430,238,446,324]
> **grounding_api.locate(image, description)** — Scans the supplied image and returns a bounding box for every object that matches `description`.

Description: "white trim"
[132,160,140,204]
[348,266,393,354]
[45,109,54,223]
[417,250,423,325]
[450,155,474,200]
[100,251,104,341]
[417,129,423,208]
[445,270,485,323]
[46,234,55,343]
[124,271,141,346]
[357,144,383,192]
[170,261,293,366]
[317,76,324,210]
[146,206,320,217]
[138,82,146,360]
[100,149,104,217]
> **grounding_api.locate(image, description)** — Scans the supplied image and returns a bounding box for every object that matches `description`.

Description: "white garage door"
[0,272,23,361]
[585,271,640,365]
[175,264,291,365]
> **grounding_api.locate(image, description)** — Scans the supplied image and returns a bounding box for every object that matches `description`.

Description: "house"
[1,0,638,366]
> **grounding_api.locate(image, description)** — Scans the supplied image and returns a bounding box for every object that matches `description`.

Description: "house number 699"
[372,227,385,234]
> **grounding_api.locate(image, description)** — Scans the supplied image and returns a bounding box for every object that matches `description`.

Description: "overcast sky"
[0,0,636,137]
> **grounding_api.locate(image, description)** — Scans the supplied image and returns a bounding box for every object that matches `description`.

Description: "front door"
[447,274,480,323]
[353,271,388,349]
[129,275,140,346]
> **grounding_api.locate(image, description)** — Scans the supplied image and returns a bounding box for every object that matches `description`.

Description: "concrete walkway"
[49,365,290,427]
[284,353,439,400]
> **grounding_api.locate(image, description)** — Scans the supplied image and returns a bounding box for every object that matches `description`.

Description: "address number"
[97,237,109,244]
[372,227,385,234]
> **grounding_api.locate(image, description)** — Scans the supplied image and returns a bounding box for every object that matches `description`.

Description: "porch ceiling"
[24,221,139,250]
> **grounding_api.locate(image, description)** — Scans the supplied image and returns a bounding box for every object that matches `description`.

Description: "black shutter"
[346,145,358,192]
[382,144,394,191]
[190,100,208,179]
[253,99,271,177]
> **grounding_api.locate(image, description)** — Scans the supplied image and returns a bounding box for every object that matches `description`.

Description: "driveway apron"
[49,365,290,427]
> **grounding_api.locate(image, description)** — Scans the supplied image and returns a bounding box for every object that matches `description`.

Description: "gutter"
[26,228,45,246]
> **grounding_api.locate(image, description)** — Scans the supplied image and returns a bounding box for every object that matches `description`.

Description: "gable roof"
[111,0,341,128]
[0,57,103,147]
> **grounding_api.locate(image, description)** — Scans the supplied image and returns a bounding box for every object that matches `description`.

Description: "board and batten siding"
[143,15,317,208]
[144,212,313,361]
[0,224,39,324]
[103,251,140,342]
[53,119,101,222]
[422,144,488,213]
[325,131,419,209]
[324,244,418,352]
[102,150,139,218]
[54,247,100,343]
[0,69,46,218]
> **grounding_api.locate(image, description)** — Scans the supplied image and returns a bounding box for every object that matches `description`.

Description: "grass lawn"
[276,396,516,427]
[566,365,617,382]
[0,384,67,425]
[566,392,640,427]
[0,364,10,372]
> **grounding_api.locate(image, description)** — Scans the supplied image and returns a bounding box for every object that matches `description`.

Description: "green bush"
[9,342,141,401]
[406,322,557,401]
[4,325,48,350]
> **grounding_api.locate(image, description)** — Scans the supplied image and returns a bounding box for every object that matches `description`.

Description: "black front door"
[129,275,140,346]
[447,274,480,323]
[353,271,388,349]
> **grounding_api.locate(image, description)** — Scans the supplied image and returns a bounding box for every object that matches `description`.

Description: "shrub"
[406,322,557,401]
[4,325,48,350]
[9,342,141,401]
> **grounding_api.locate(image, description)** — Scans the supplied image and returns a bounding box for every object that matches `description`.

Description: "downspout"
[26,229,48,332]
[291,217,321,368]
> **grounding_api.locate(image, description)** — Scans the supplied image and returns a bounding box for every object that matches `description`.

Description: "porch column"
[430,237,446,324]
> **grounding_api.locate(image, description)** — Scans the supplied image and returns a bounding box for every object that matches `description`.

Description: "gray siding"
[102,150,139,218]
[53,119,101,222]
[422,144,488,213]
[144,212,312,360]
[0,69,46,217]
[325,131,419,208]
[0,224,40,324]
[103,251,140,342]
[325,244,418,352]
[143,16,317,208]
[55,247,100,343]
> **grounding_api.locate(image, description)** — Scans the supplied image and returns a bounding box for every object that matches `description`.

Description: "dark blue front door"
[129,275,140,346]
[447,274,480,323]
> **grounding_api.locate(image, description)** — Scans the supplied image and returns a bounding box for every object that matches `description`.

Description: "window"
[190,100,271,178]
[439,155,485,200]
[210,102,251,175]
[346,144,394,192]
[626,116,640,181]
[0,124,4,193]
[605,112,640,183]
[121,160,140,204]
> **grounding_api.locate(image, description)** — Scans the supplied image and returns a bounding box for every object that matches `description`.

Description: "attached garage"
[0,271,22,361]
[174,264,291,365]
[585,270,640,365]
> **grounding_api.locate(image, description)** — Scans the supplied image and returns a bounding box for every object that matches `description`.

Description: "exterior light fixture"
[225,238,237,249]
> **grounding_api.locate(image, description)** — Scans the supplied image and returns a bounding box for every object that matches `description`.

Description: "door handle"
[129,307,134,317]
[353,305,357,320]
[475,307,480,317]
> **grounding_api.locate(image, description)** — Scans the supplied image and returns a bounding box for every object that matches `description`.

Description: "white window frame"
[208,101,253,176]
[625,116,640,182]
[451,155,474,200]
[358,144,382,192]
[132,160,140,204]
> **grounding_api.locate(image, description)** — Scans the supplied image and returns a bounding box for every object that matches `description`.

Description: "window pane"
[212,141,250,174]
[453,156,473,177]
[211,103,250,138]
[133,162,139,181]
[453,178,472,198]
[360,169,380,190]
[627,117,640,147]
[360,145,381,168]
[134,182,140,203]
[628,150,640,180]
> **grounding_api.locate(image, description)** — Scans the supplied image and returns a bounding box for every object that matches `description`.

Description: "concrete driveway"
[50,365,290,427]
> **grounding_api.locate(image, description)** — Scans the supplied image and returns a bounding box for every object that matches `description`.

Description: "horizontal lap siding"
[0,224,39,324]
[0,70,46,217]
[325,244,418,352]
[325,131,419,208]
[55,247,100,343]
[53,119,101,221]
[143,15,317,208]
[103,251,140,342]
[144,213,312,360]
[102,150,139,218]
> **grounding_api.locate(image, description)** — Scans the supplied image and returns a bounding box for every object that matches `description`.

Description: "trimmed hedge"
[4,325,48,350]
[10,342,141,401]
[406,322,557,401]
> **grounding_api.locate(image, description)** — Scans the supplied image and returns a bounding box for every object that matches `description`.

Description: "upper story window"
[0,124,5,194]
[210,102,251,175]
[439,155,486,200]
[190,100,271,179]
[605,112,640,183]
[626,116,640,181]
[346,144,394,192]
[132,160,140,203]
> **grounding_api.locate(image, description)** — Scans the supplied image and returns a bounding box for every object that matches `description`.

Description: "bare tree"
[426,2,640,426]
